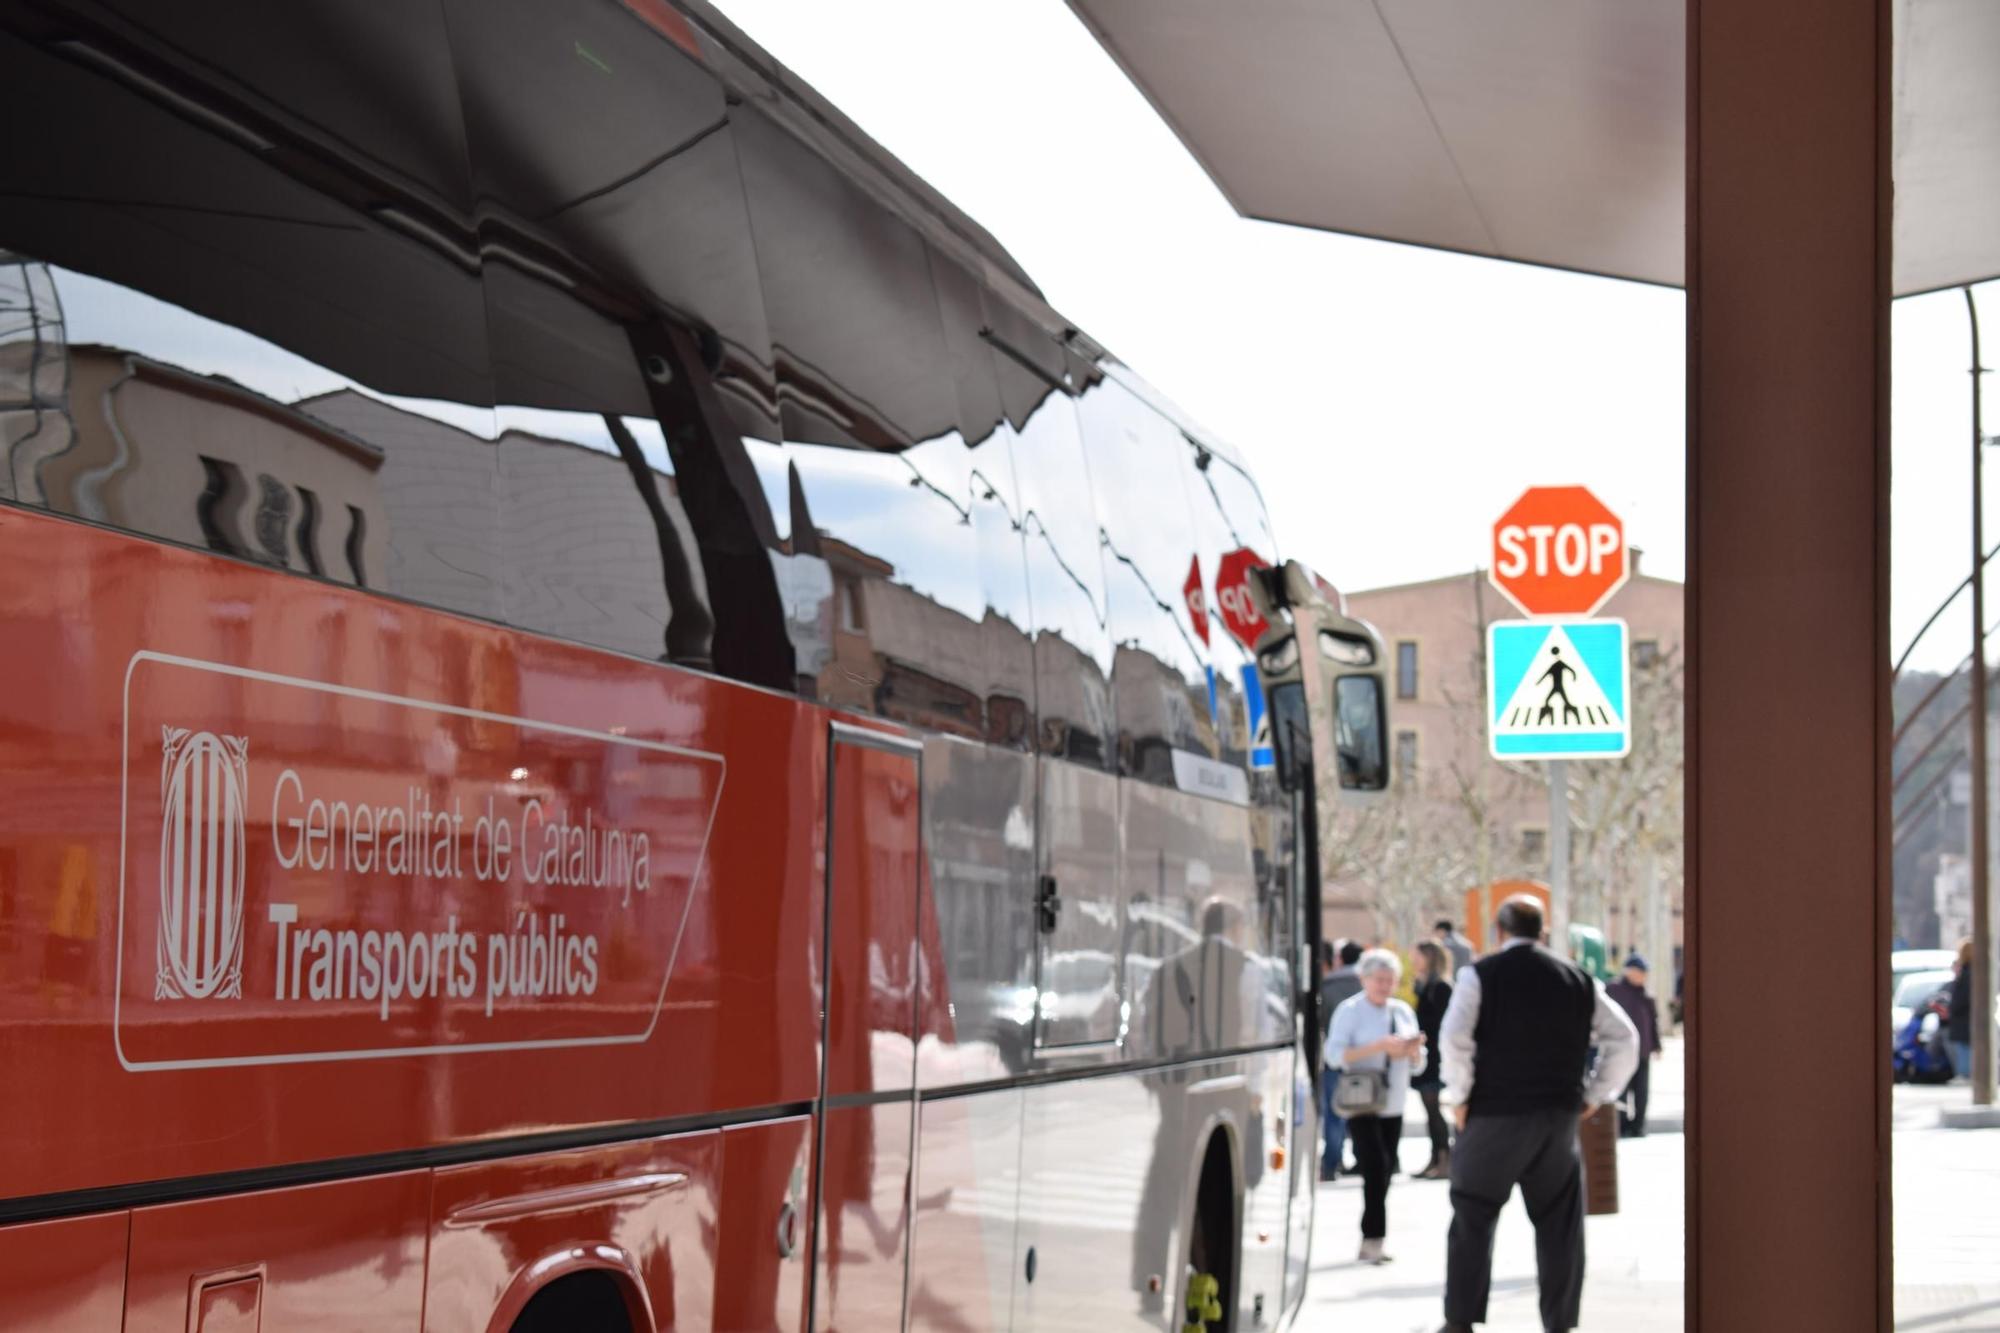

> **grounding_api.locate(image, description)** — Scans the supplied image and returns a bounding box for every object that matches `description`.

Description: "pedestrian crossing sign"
[1487,618,1631,760]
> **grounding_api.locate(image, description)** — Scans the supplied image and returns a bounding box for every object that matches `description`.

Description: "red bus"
[0,1,1387,1328]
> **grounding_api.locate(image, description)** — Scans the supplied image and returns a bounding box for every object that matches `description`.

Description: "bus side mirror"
[1334,674,1388,792]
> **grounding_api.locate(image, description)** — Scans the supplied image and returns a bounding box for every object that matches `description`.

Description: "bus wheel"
[1183,1131,1238,1332]
[510,1271,634,1333]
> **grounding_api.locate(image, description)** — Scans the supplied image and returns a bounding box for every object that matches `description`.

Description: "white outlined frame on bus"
[113,649,726,1072]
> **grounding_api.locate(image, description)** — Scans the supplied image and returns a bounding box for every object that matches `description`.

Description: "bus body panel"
[424,1131,717,1333]
[907,1088,1022,1333]
[123,1171,430,1332]
[913,736,1040,1092]
[0,1211,128,1330]
[1004,1049,1288,1332]
[813,1101,916,1330]
[713,1117,814,1333]
[0,506,825,1202]
[812,732,922,1330]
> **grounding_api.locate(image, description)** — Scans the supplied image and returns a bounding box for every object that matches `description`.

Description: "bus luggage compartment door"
[811,724,922,1332]
[122,1172,428,1332]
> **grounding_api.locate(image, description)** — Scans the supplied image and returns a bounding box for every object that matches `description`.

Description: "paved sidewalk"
[1297,1072,2000,1331]
[1888,1081,2000,1330]
[1299,1131,1685,1332]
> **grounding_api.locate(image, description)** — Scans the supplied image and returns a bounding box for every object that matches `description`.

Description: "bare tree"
[1323,635,1540,944]
[1564,644,1686,952]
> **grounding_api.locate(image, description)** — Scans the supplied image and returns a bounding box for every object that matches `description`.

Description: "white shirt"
[1438,938,1641,1111]
[1325,992,1424,1117]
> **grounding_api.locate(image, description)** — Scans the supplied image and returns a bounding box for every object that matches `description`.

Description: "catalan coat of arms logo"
[157,727,249,1000]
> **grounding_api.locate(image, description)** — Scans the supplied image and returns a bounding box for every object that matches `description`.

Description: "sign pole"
[1484,485,1628,959]
[1644,845,1665,994]
[1549,758,1571,951]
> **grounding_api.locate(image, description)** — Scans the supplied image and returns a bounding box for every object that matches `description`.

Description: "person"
[1948,937,1975,1084]
[1411,939,1455,1177]
[1436,895,1638,1333]
[1320,939,1365,1181]
[1325,948,1427,1264]
[1435,918,1475,974]
[1605,953,1663,1137]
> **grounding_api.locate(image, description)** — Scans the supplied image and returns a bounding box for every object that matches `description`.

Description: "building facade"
[1325,564,1684,970]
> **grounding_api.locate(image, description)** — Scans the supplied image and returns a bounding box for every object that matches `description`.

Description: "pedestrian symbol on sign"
[1488,620,1631,760]
[1537,649,1579,725]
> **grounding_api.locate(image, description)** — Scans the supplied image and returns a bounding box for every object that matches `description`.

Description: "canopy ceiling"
[1069,0,1999,297]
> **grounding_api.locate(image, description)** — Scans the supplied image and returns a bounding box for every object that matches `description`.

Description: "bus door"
[810,724,923,1332]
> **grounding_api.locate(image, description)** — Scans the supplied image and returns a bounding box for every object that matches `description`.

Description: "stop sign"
[1490,486,1627,616]
[1183,555,1210,645]
[1215,547,1270,648]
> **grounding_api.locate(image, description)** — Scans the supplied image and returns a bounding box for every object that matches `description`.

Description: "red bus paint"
[0,3,1337,1329]
[1,511,824,1184]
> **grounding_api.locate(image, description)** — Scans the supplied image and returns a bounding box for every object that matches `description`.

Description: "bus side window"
[1179,436,1295,1006]
[733,108,1004,731]
[0,3,507,628]
[927,248,1037,750]
[1075,375,1215,783]
[986,303,1114,766]
[445,1,790,686]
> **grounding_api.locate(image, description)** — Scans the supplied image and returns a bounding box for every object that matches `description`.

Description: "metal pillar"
[1548,759,1571,949]
[1969,286,1995,1107]
[1687,0,1891,1324]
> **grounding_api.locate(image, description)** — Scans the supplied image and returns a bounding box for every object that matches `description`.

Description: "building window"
[1634,639,1660,669]
[1521,827,1548,865]
[1395,729,1418,784]
[1396,640,1419,700]
[837,577,864,633]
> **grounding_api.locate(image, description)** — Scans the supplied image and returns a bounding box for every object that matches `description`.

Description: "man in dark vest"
[1435,895,1638,1333]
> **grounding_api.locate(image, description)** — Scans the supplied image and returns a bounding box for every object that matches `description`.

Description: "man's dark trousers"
[1445,1106,1585,1332]
[1619,1058,1650,1136]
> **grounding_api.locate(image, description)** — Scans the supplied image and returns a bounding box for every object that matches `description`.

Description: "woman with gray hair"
[1325,947,1427,1264]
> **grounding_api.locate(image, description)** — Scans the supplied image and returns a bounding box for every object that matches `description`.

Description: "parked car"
[1893,986,1957,1084]
[1892,949,1957,996]
[1891,968,1955,1040]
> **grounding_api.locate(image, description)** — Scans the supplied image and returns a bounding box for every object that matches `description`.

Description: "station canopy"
[1068,0,1999,297]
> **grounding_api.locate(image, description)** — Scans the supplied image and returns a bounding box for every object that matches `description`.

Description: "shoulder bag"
[1331,1008,1403,1119]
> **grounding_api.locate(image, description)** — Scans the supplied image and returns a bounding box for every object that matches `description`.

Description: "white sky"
[719,0,1993,674]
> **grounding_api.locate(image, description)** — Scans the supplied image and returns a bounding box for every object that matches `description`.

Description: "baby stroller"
[1892,988,1956,1084]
